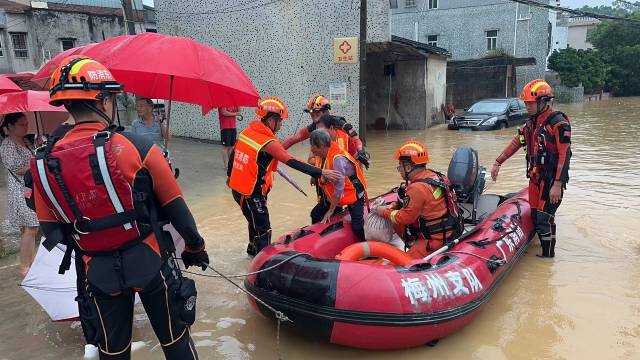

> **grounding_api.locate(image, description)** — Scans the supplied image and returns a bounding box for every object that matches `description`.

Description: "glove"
[355,150,370,169]
[181,249,210,271]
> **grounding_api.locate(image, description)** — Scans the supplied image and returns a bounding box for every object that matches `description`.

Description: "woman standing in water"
[0,112,38,276]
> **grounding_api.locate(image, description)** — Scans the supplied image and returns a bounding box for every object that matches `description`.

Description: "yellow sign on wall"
[333,37,359,64]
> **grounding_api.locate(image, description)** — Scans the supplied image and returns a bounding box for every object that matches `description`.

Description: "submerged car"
[450,98,528,130]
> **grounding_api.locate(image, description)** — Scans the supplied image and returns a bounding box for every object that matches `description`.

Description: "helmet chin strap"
[81,98,114,126]
[535,100,550,116]
[113,96,120,127]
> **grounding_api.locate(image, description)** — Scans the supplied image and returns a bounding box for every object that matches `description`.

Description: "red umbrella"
[0,75,22,95]
[82,33,259,113]
[32,43,97,88]
[32,33,259,147]
[0,90,68,136]
[78,33,259,146]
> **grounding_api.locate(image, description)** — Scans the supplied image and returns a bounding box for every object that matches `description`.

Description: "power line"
[506,0,640,25]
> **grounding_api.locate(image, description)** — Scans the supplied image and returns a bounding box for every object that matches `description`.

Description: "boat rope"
[446,251,506,265]
[180,256,301,360]
[182,252,306,279]
[19,284,78,292]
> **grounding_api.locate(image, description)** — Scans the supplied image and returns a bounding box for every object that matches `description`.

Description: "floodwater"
[1,97,639,359]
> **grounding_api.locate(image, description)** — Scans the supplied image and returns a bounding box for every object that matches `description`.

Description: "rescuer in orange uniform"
[31,56,207,360]
[491,79,572,258]
[282,95,368,167]
[373,141,463,259]
[227,97,339,256]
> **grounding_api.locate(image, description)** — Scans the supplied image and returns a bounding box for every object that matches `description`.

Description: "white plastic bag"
[364,198,394,243]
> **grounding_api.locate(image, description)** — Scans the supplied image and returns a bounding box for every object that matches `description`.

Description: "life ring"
[336,241,414,267]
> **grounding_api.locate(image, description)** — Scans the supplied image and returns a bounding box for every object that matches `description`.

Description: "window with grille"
[60,38,75,51]
[427,35,438,47]
[429,0,438,9]
[10,32,28,58]
[406,0,416,7]
[486,30,498,51]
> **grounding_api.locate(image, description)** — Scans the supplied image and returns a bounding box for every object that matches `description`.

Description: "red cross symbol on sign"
[339,41,352,54]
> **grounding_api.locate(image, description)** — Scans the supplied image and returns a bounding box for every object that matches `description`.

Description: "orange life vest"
[319,142,367,206]
[334,128,350,153]
[228,120,278,196]
[313,128,351,167]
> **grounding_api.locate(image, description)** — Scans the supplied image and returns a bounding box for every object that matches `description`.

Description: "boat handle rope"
[181,252,306,279]
[445,251,506,265]
[179,253,308,360]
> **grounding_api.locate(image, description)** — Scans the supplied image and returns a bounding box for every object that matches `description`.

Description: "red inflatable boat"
[244,148,536,350]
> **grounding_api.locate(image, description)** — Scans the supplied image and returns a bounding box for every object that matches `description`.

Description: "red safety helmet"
[520,79,554,102]
[304,95,331,113]
[395,140,430,165]
[49,55,123,106]
[255,96,289,119]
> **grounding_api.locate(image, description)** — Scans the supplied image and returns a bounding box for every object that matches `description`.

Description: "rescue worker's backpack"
[30,129,153,254]
[411,170,464,241]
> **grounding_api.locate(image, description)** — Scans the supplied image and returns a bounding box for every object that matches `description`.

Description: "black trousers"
[310,197,366,241]
[85,258,198,360]
[233,191,271,256]
[74,249,96,346]
[529,178,563,258]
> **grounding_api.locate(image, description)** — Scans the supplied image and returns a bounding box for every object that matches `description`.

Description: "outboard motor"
[447,147,487,223]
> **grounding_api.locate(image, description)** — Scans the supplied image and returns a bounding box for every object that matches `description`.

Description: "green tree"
[548,48,607,94]
[588,11,640,95]
[578,5,629,17]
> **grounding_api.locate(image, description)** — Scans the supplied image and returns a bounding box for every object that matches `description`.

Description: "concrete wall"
[155,0,391,140]
[447,63,513,109]
[551,25,568,53]
[368,0,391,43]
[366,55,426,130]
[555,84,584,103]
[30,9,125,67]
[365,53,446,130]
[426,55,447,126]
[0,9,127,73]
[2,12,37,72]
[567,25,594,50]
[392,0,550,91]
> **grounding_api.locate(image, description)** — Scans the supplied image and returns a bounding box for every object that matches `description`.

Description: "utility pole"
[121,0,137,35]
[358,0,367,145]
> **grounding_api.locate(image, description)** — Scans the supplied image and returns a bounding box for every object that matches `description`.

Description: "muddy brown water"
[1,97,639,359]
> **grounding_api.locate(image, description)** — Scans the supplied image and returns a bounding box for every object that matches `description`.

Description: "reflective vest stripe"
[36,158,71,223]
[432,186,443,200]
[228,121,278,196]
[95,143,132,231]
[238,133,262,151]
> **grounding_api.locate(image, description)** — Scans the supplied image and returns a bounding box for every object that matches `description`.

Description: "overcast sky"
[560,0,613,8]
[141,0,615,9]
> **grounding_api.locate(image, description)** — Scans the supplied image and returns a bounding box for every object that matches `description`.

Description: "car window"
[518,100,526,110]
[467,101,508,113]
[509,101,519,111]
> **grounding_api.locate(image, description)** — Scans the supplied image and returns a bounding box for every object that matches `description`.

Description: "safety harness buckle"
[94,131,111,140]
[73,216,92,235]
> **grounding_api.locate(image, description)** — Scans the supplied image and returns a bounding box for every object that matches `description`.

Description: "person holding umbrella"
[30,56,208,360]
[227,97,340,256]
[0,112,38,276]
